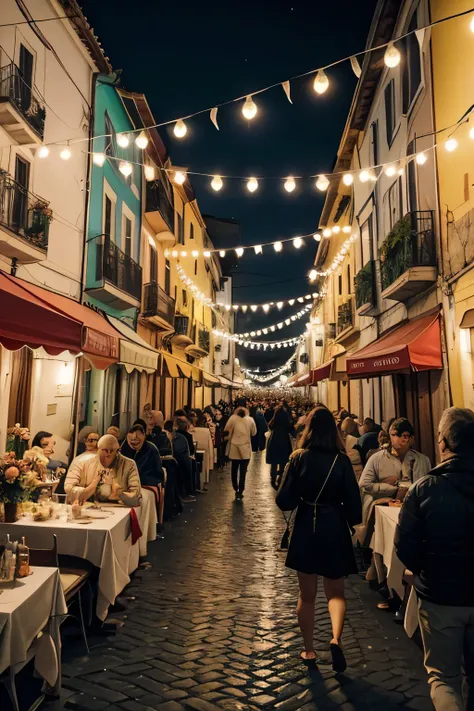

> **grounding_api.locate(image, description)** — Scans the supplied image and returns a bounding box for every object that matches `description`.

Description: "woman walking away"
[267,405,295,489]
[224,406,256,500]
[276,406,362,671]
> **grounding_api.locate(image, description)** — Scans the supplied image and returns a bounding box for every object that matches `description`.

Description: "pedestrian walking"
[395,407,474,711]
[276,405,362,671]
[267,405,295,489]
[224,406,257,500]
[251,405,269,453]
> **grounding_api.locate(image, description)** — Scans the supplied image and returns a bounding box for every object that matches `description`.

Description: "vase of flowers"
[0,449,46,522]
[6,424,31,459]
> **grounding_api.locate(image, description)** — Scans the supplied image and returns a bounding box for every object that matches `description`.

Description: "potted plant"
[0,449,47,522]
[26,200,53,247]
[6,423,30,459]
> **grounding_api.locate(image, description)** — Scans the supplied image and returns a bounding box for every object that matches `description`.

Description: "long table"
[0,491,156,621]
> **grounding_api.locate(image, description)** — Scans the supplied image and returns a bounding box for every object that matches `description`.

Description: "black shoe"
[330,643,346,673]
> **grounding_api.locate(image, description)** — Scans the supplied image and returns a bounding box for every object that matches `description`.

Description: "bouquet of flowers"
[6,423,31,459]
[0,449,46,504]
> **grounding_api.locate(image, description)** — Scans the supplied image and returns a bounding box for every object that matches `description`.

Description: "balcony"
[143,281,175,330]
[0,172,50,263]
[327,323,337,340]
[145,179,174,241]
[337,297,354,335]
[380,211,437,303]
[86,233,142,310]
[172,315,193,348]
[355,260,376,316]
[185,320,210,359]
[0,62,46,144]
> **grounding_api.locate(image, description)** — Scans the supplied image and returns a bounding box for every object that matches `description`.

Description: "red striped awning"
[311,360,333,384]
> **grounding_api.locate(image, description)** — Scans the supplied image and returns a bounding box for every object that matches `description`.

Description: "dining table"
[0,489,157,621]
[0,566,67,709]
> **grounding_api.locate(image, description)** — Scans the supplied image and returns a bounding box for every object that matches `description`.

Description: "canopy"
[219,375,235,389]
[107,316,158,374]
[291,371,312,387]
[203,372,220,386]
[346,311,442,379]
[460,309,474,329]
[311,361,333,384]
[163,354,181,378]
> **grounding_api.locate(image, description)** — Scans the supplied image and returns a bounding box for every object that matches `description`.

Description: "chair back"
[28,533,59,567]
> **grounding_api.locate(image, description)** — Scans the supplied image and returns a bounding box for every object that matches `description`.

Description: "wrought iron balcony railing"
[0,172,50,250]
[174,315,190,335]
[143,281,175,325]
[355,260,375,309]
[192,320,210,353]
[93,233,142,300]
[145,179,174,232]
[0,63,46,139]
[380,211,436,292]
[337,297,354,334]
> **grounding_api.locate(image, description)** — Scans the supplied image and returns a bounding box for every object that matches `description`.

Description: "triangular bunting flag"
[210,107,219,130]
[350,56,362,79]
[282,81,293,104]
[415,28,425,49]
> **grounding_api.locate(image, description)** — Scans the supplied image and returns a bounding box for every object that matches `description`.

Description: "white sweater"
[225,414,257,460]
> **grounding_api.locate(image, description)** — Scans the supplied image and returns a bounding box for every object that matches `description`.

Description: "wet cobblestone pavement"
[57,453,432,711]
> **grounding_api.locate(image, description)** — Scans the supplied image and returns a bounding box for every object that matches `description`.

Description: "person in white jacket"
[224,407,257,500]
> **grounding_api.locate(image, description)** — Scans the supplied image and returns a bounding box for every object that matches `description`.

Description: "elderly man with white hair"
[65,434,141,506]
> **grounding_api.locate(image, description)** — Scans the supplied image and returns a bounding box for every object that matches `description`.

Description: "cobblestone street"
[59,454,432,711]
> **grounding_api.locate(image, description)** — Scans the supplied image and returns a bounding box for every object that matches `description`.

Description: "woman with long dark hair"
[276,406,362,671]
[224,406,257,500]
[266,405,295,489]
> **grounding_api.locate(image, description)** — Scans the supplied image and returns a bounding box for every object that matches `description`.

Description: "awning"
[203,372,220,386]
[219,375,235,389]
[107,316,158,374]
[331,353,347,381]
[177,361,193,378]
[287,372,301,384]
[0,271,119,368]
[291,371,312,387]
[163,354,180,378]
[311,360,333,384]
[346,311,442,379]
[460,309,474,329]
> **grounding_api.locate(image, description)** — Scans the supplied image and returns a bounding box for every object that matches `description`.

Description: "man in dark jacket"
[395,407,474,711]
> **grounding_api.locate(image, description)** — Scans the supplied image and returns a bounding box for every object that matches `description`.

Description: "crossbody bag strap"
[310,453,338,532]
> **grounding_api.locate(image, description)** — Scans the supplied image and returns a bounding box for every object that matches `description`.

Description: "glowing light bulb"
[174,170,187,185]
[211,175,223,191]
[293,237,303,249]
[385,164,397,177]
[242,95,257,120]
[332,226,341,234]
[117,133,129,148]
[173,120,187,138]
[309,269,317,281]
[144,165,155,181]
[342,226,351,233]
[323,228,332,238]
[263,304,270,313]
[38,145,49,158]
[181,251,187,257]
[203,251,211,258]
[470,126,474,139]
[277,302,284,310]
[93,152,106,166]
[384,42,401,68]
[247,177,258,193]
[359,169,370,183]
[236,247,244,257]
[313,233,321,242]
[284,176,296,193]
[313,69,329,95]
[60,147,72,161]
[445,138,458,152]
[119,161,133,177]
[315,174,329,191]
[416,152,427,165]
[343,173,354,186]
[191,250,199,258]
[274,241,283,252]
[219,250,226,258]
[250,305,258,312]
[171,250,179,258]
[471,15,474,33]
[254,245,262,255]
[135,131,149,149]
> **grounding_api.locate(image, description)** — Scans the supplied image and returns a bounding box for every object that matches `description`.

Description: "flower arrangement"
[29,201,53,222]
[0,448,47,504]
[6,423,30,459]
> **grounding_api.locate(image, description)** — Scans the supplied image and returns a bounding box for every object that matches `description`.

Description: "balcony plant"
[379,215,413,290]
[26,200,52,248]
[354,262,374,309]
[337,299,353,333]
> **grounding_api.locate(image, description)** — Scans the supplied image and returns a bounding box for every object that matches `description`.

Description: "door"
[123,216,132,257]
[19,44,33,111]
[12,155,30,232]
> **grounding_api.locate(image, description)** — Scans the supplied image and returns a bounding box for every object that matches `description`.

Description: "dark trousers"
[231,459,249,493]
[270,463,284,489]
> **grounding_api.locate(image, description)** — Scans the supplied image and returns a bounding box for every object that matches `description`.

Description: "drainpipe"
[79,72,98,302]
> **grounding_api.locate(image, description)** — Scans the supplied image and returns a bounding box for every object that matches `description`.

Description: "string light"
[293,237,303,249]
[342,226,351,233]
[332,226,341,234]
[174,120,187,138]
[235,247,244,257]
[117,133,129,148]
[191,250,199,258]
[445,137,458,152]
[384,42,401,67]
[242,95,257,120]
[247,177,259,192]
[314,233,322,242]
[323,228,332,238]
[119,161,133,177]
[313,69,329,95]
[416,152,428,165]
[309,233,358,279]
[254,245,262,255]
[343,173,354,186]
[359,169,370,183]
[93,152,106,166]
[234,305,311,338]
[316,174,329,191]
[135,131,149,149]
[144,165,156,180]
[274,241,283,252]
[470,15,474,32]
[219,250,225,258]
[284,176,296,193]
[211,175,223,191]
[385,163,397,177]
[470,126,474,139]
[309,269,317,281]
[174,170,187,185]
[38,145,49,158]
[214,328,304,350]
[60,146,72,160]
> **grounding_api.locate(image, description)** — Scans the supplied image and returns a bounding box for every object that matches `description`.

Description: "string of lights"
[243,356,296,382]
[214,328,304,349]
[233,304,312,338]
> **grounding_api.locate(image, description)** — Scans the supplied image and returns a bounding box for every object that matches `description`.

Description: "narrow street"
[59,455,431,711]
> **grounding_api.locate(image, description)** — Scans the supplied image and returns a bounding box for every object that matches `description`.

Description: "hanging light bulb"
[219,250,226,258]
[274,241,283,252]
[235,247,244,257]
[242,95,257,120]
[313,69,329,95]
[359,169,370,183]
[241,305,248,313]
[211,175,223,191]
[315,174,329,191]
[60,146,72,161]
[445,137,458,152]
[117,133,129,148]
[313,233,322,242]
[332,226,341,235]
[309,269,317,281]
[263,304,270,313]
[416,152,428,165]
[119,161,133,177]
[342,226,351,234]
[470,15,474,32]
[384,42,401,68]
[38,145,49,158]
[343,173,354,186]
[181,250,187,257]
[254,245,262,255]
[174,170,187,185]
[323,228,332,238]
[293,237,303,249]
[385,163,397,177]
[470,126,474,139]
[171,249,179,258]
[135,131,149,149]
[144,164,155,181]
[250,305,258,312]
[288,299,295,306]
[173,120,187,138]
[191,250,199,258]
[284,176,296,193]
[247,177,259,193]
[93,152,106,166]
[203,250,211,258]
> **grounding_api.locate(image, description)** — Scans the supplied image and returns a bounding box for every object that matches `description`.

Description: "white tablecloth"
[0,566,67,687]
[193,428,214,483]
[0,498,156,621]
[372,505,418,637]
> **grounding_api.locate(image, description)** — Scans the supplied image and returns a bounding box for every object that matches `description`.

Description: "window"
[338,274,343,296]
[123,216,132,257]
[194,259,198,276]
[182,289,188,307]
[190,222,194,240]
[360,215,372,265]
[347,264,351,294]
[104,195,113,237]
[385,80,396,146]
[19,44,34,110]
[402,13,422,113]
[177,213,184,244]
[370,121,379,167]
[13,155,30,228]
[384,177,403,232]
[165,259,171,294]
[149,243,158,282]
[104,112,117,159]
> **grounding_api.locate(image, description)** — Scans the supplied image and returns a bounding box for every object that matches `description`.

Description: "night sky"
[79,0,378,371]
